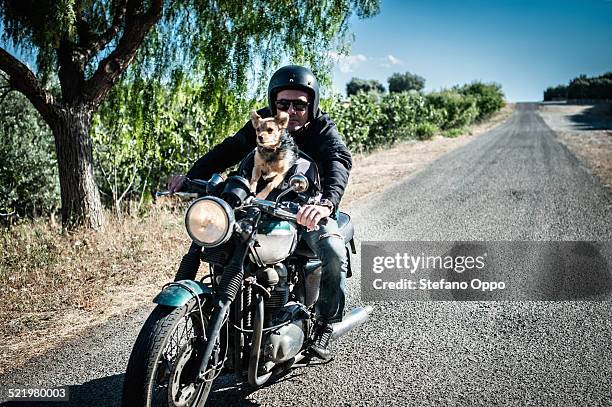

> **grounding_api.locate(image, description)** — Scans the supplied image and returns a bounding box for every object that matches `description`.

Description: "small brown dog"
[250,110,298,199]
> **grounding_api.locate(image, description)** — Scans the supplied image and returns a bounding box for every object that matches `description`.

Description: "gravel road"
[2,103,612,406]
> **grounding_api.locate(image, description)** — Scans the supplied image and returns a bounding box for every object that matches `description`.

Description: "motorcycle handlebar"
[155,177,211,199]
[248,197,327,230]
[157,176,327,230]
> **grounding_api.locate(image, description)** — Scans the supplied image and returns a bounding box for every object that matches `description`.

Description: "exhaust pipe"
[331,306,373,340]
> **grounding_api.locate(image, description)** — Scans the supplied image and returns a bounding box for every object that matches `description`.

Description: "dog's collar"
[258,145,278,153]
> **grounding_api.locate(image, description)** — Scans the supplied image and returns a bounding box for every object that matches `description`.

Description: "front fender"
[153,280,213,307]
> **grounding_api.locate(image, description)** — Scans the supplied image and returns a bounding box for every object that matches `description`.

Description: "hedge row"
[326,81,505,152]
[544,72,612,101]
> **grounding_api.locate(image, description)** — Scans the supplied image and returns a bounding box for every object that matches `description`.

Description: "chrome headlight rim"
[185,196,235,248]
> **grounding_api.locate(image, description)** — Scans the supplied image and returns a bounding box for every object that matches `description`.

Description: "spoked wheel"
[122,298,221,407]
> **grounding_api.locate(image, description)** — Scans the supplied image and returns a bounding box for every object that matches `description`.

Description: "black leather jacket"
[186,107,352,211]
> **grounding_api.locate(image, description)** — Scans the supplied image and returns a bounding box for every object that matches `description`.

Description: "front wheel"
[121,298,220,407]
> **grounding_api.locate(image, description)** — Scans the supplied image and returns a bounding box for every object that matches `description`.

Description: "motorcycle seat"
[293,211,354,258]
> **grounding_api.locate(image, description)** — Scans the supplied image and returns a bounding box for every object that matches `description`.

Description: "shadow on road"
[537,241,612,300]
[207,369,308,406]
[568,103,612,131]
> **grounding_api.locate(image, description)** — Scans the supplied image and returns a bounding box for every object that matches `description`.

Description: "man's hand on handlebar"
[296,204,331,232]
[167,174,186,193]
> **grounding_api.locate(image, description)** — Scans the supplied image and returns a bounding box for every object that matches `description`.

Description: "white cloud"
[379,54,404,68]
[328,51,368,73]
[387,54,403,65]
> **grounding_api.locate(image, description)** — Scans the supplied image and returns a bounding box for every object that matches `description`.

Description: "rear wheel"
[122,299,220,407]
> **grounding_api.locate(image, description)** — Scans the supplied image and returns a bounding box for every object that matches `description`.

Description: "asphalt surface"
[2,103,612,406]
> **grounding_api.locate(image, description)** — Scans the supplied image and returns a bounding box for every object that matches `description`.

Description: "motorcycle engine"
[257,264,289,326]
[263,303,309,364]
[257,264,309,364]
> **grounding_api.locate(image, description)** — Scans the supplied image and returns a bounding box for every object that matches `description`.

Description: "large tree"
[0,0,379,229]
[346,77,385,96]
[388,71,425,93]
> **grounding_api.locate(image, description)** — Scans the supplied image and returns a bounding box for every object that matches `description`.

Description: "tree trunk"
[51,106,104,229]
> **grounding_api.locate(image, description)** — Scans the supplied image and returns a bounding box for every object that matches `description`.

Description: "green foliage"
[91,76,256,211]
[443,127,465,138]
[388,71,425,93]
[0,87,59,219]
[415,122,438,140]
[346,77,385,96]
[326,80,503,153]
[327,93,384,152]
[376,92,434,143]
[567,73,612,100]
[544,72,612,101]
[543,85,568,101]
[1,0,381,99]
[456,81,505,121]
[425,91,479,130]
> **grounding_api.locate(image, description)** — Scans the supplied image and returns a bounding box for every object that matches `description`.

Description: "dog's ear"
[275,110,289,129]
[250,110,261,129]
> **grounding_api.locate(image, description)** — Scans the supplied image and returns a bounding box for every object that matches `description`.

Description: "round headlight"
[185,197,235,247]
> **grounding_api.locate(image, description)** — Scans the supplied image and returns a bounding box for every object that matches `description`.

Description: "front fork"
[196,248,248,380]
[196,213,258,381]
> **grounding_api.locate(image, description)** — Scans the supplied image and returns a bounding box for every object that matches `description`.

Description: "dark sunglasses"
[275,99,309,112]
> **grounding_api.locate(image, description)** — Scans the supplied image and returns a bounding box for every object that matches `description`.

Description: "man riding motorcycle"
[167,65,352,359]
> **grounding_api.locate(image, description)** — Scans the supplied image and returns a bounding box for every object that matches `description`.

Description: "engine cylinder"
[264,264,289,326]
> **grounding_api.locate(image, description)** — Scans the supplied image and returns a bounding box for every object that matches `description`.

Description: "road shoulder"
[538,102,612,191]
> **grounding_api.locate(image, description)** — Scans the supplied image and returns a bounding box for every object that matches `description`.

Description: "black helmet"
[268,65,320,120]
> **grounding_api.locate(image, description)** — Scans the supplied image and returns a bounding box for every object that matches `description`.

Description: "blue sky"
[329,0,612,101]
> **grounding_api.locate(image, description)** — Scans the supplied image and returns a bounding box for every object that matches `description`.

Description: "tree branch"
[57,39,87,103]
[81,0,129,59]
[0,46,57,122]
[84,0,163,107]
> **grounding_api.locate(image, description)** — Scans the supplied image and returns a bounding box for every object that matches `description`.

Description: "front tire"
[122,299,219,407]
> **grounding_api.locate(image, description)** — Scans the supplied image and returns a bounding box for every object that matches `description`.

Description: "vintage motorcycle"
[121,172,373,406]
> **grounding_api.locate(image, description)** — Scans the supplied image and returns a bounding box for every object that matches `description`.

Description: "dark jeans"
[301,217,347,324]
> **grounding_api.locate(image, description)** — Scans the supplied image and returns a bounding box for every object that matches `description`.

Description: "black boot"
[309,320,333,360]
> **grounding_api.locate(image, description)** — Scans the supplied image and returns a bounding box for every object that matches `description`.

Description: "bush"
[0,89,60,221]
[377,92,436,142]
[327,93,384,152]
[457,81,505,121]
[326,83,504,152]
[388,71,425,93]
[443,128,465,138]
[425,91,479,130]
[346,78,385,96]
[91,77,255,212]
[415,122,438,140]
[544,85,568,101]
[547,72,612,101]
